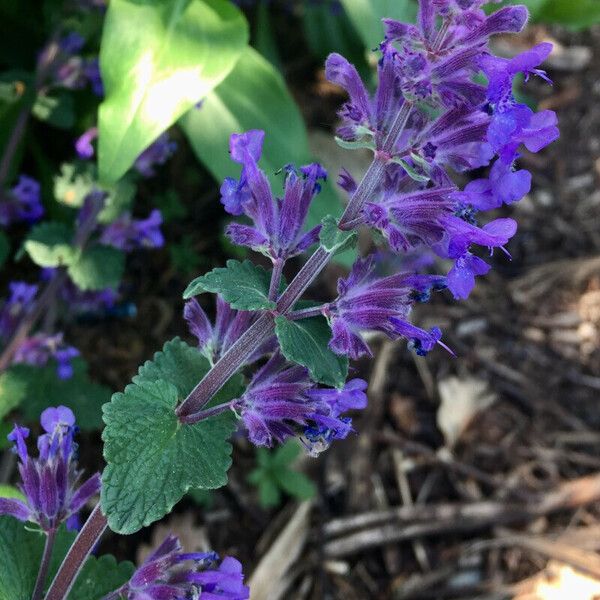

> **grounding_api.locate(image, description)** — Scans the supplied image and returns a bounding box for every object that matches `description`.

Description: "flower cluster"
[0,406,101,532]
[326,0,558,298]
[180,0,558,457]
[104,534,249,600]
[101,209,164,251]
[0,175,44,226]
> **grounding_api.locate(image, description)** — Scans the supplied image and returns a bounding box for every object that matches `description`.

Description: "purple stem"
[31,527,56,600]
[45,504,108,600]
[268,258,284,302]
[177,104,414,422]
[287,304,329,321]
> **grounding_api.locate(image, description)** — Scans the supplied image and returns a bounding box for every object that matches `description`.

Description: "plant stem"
[31,527,56,600]
[45,503,108,600]
[287,305,329,321]
[268,258,284,301]
[0,108,30,191]
[177,104,414,422]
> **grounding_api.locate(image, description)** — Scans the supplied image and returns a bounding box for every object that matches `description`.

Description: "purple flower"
[327,256,447,359]
[83,58,104,96]
[75,127,98,159]
[106,535,249,600]
[13,333,80,380]
[222,130,327,262]
[0,282,38,340]
[0,406,101,532]
[481,43,559,161]
[134,133,177,177]
[233,353,367,449]
[0,175,44,226]
[101,209,164,251]
[184,296,275,365]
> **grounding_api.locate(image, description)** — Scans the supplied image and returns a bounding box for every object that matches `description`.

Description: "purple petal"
[0,498,30,521]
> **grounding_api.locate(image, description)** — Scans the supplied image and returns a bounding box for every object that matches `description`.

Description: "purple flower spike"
[101,209,164,251]
[12,332,79,379]
[110,534,249,600]
[0,282,38,340]
[0,175,44,226]
[328,256,447,359]
[234,353,368,450]
[222,130,326,262]
[184,296,276,366]
[0,407,101,532]
[134,133,177,177]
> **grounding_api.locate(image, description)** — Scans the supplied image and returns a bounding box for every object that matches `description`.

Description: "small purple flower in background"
[0,175,44,226]
[221,130,327,262]
[184,296,275,365]
[233,353,367,449]
[101,209,164,251]
[75,126,98,159]
[103,534,249,600]
[0,282,38,340]
[134,133,177,177]
[0,406,101,532]
[327,256,447,359]
[83,58,104,96]
[13,332,80,380]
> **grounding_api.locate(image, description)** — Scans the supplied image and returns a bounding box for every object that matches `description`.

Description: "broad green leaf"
[67,245,125,291]
[15,358,110,430]
[0,230,10,268]
[69,554,134,600]
[98,0,248,183]
[32,92,75,129]
[179,46,342,231]
[0,485,24,500]
[0,517,74,600]
[275,316,348,388]
[536,0,600,27]
[258,477,281,507]
[319,215,357,255]
[0,367,28,420]
[0,516,132,600]
[339,0,417,49]
[24,222,78,268]
[275,468,316,501]
[102,338,240,534]
[183,259,274,310]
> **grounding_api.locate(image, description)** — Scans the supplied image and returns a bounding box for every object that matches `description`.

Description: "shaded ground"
[47,14,600,600]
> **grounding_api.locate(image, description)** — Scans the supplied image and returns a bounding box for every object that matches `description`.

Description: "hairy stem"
[287,305,329,321]
[268,258,284,301]
[31,527,56,600]
[177,104,414,422]
[45,504,108,600]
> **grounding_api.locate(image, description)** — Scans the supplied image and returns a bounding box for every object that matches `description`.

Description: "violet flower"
[13,332,80,380]
[134,133,177,177]
[327,256,447,359]
[0,281,38,340]
[75,127,98,159]
[100,209,164,251]
[184,296,275,365]
[0,406,101,532]
[221,130,327,262]
[0,175,44,226]
[233,353,367,449]
[104,535,249,600]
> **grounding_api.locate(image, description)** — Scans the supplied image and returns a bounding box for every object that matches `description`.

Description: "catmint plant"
[0,1,559,598]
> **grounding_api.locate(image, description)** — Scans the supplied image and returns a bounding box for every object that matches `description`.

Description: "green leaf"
[0,517,74,600]
[536,0,600,27]
[179,46,342,233]
[272,439,301,467]
[275,468,316,501]
[319,215,357,255]
[275,316,348,387]
[0,230,10,268]
[391,157,430,183]
[69,554,134,600]
[0,516,132,600]
[334,136,375,151]
[15,358,110,430]
[339,0,417,49]
[0,368,28,420]
[24,222,77,268]
[32,92,75,129]
[98,0,248,183]
[258,477,281,507]
[183,259,274,310]
[67,245,126,291]
[54,162,136,224]
[102,338,240,534]
[0,485,25,501]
